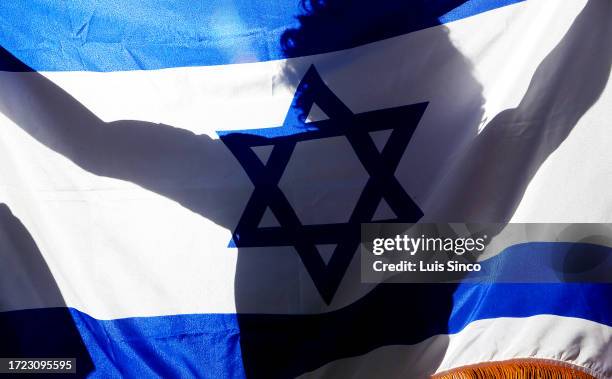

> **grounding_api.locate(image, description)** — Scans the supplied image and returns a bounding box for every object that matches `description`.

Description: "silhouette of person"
[257,1,611,377]
[0,0,610,377]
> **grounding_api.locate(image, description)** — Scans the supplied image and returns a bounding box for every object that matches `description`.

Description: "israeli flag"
[0,0,610,377]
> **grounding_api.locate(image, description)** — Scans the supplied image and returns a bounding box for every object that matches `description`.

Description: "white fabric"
[301,315,612,378]
[0,0,609,319]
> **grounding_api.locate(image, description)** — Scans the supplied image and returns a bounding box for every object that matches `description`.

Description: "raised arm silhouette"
[425,0,612,222]
[0,50,247,229]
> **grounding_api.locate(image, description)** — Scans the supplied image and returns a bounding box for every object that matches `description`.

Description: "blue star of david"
[217,65,426,303]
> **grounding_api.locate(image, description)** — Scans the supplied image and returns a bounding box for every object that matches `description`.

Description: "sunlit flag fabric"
[0,0,611,378]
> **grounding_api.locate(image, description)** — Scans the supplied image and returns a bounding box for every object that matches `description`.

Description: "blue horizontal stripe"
[1,242,609,377]
[0,0,523,72]
[0,283,608,378]
[70,311,244,378]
